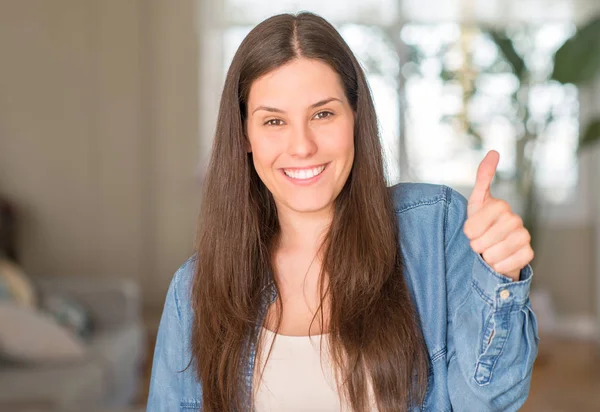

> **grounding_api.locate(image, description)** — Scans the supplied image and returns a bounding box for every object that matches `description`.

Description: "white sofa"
[0,276,146,410]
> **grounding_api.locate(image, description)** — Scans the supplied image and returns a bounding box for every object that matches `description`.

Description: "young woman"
[147,12,538,412]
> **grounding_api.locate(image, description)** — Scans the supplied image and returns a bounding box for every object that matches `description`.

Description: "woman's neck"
[276,205,332,253]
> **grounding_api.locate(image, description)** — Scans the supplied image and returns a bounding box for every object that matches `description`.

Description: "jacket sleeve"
[444,187,539,411]
[147,267,186,411]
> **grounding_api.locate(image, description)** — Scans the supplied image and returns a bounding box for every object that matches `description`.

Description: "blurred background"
[0,0,599,411]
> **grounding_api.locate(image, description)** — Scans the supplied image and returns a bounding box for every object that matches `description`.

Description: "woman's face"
[246,58,355,216]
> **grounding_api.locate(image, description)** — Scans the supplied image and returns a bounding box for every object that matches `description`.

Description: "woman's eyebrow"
[310,97,342,108]
[252,105,284,115]
[251,97,343,115]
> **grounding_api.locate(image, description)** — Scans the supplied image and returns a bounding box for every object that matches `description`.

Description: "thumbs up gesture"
[463,151,535,281]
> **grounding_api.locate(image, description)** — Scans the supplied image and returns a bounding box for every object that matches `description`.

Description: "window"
[215,0,582,203]
[400,22,579,203]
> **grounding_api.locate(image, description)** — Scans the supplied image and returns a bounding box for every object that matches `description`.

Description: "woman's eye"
[264,119,284,126]
[314,111,333,120]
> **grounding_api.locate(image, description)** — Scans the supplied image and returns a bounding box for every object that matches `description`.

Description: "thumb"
[468,150,499,217]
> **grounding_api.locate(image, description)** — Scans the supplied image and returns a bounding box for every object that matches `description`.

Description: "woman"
[147,12,538,412]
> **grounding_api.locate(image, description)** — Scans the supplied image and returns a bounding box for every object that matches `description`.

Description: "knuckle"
[463,225,471,238]
[482,249,495,264]
[497,199,510,212]
[470,240,478,252]
[512,215,523,227]
[464,222,476,239]
[492,261,504,273]
[472,240,485,254]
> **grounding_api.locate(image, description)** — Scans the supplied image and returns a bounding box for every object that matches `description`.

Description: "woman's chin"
[280,196,335,215]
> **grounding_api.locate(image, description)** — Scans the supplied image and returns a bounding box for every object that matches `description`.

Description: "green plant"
[552,17,600,151]
[437,18,600,255]
[491,17,600,254]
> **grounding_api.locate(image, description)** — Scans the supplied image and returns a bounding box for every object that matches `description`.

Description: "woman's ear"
[244,135,252,153]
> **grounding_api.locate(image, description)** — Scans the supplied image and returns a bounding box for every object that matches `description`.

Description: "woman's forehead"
[248,59,346,110]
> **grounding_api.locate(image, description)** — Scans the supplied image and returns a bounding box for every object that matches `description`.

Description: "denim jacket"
[147,183,539,411]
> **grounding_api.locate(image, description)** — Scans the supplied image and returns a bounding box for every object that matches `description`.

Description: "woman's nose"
[287,123,317,158]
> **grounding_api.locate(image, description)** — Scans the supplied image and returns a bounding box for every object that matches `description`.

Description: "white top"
[253,327,378,412]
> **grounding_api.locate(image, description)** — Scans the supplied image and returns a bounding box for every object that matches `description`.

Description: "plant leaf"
[552,17,600,85]
[579,118,600,152]
[488,31,526,79]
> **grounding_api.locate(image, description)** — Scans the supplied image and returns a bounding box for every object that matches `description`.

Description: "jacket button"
[499,289,511,300]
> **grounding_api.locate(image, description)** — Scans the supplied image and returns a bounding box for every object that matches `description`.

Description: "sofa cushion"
[0,357,107,406]
[87,322,146,405]
[0,302,86,363]
[40,293,93,339]
[0,259,36,308]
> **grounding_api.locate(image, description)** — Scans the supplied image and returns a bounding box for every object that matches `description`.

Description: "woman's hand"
[463,150,534,281]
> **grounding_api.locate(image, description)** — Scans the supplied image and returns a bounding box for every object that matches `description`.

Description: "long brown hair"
[192,12,429,412]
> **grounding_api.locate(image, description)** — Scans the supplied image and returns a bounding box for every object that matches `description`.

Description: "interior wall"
[0,0,201,307]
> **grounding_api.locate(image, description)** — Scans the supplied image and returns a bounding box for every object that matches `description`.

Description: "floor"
[137,332,600,411]
[521,338,600,411]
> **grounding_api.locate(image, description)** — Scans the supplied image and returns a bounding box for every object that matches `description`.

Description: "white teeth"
[283,165,326,180]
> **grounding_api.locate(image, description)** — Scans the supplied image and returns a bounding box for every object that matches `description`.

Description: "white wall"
[586,74,600,339]
[0,0,201,307]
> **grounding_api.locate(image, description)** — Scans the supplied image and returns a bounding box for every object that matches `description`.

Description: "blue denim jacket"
[147,183,538,411]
